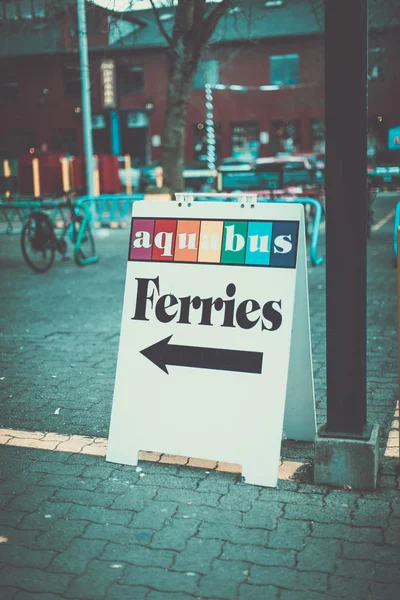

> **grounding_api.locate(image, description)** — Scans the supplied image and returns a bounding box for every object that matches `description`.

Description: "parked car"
[368,149,400,190]
[217,157,255,172]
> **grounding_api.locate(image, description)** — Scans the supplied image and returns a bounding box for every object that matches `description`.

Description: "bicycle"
[20,191,97,273]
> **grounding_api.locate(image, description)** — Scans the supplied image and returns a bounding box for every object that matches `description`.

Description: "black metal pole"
[325,0,368,435]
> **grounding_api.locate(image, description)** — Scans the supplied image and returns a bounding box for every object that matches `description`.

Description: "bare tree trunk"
[162,46,193,194]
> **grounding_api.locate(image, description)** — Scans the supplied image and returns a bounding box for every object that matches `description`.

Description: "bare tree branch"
[199,0,233,47]
[149,0,174,48]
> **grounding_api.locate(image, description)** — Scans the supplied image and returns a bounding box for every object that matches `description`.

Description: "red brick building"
[0,0,399,164]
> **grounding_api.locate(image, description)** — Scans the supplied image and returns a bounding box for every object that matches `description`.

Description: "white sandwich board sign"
[107,199,316,488]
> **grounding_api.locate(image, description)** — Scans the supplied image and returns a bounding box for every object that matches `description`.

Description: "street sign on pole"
[107,200,316,488]
[100,60,117,109]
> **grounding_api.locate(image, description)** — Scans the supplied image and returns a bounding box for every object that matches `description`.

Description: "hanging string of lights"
[204,82,318,168]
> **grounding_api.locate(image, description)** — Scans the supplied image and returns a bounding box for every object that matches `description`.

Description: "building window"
[68,9,102,37]
[117,65,144,96]
[63,62,81,96]
[368,47,386,80]
[311,119,325,153]
[270,54,299,86]
[270,119,300,154]
[231,121,260,160]
[193,122,221,163]
[193,60,219,89]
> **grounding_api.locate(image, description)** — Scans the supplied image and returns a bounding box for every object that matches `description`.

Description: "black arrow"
[140,335,263,375]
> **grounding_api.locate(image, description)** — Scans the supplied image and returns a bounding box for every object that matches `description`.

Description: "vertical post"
[32,158,41,198]
[125,155,132,194]
[60,158,71,193]
[77,0,94,198]
[110,111,121,156]
[324,0,368,436]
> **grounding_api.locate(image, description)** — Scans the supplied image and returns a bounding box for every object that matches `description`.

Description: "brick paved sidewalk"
[0,194,399,599]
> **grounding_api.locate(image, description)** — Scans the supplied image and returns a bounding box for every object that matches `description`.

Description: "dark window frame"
[117,64,145,96]
[270,53,299,86]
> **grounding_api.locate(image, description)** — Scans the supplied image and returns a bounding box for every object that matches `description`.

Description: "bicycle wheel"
[21,214,55,273]
[71,216,96,266]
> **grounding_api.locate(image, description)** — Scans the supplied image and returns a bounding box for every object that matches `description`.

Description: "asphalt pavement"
[0,193,399,599]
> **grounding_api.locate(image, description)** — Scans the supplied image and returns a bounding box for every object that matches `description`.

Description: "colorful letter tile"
[198,221,224,263]
[221,221,247,265]
[245,221,272,265]
[270,222,299,268]
[152,219,177,261]
[129,219,155,260]
[174,220,201,262]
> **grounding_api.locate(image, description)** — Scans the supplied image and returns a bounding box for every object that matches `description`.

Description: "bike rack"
[175,192,325,267]
[0,198,98,267]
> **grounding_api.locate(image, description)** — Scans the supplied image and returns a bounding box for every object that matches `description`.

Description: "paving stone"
[369,581,400,599]
[0,526,39,547]
[49,538,107,574]
[83,523,153,546]
[38,474,101,491]
[111,486,158,510]
[196,475,233,494]
[27,462,85,476]
[33,519,87,551]
[51,488,118,507]
[384,517,400,546]
[197,522,268,546]
[0,587,20,600]
[0,511,30,527]
[132,501,178,530]
[327,575,370,598]
[268,518,310,550]
[105,584,149,600]
[352,499,391,526]
[334,558,375,580]
[175,503,243,526]
[18,505,74,532]
[280,592,335,600]
[100,542,175,568]
[238,583,280,600]
[172,537,222,574]
[0,565,71,595]
[297,537,340,573]
[284,504,353,524]
[15,594,65,600]
[5,485,55,511]
[311,522,383,543]
[0,471,47,494]
[67,505,133,525]
[135,473,197,490]
[374,562,400,584]
[120,565,200,593]
[82,466,116,480]
[219,484,260,512]
[0,544,55,568]
[147,593,197,600]
[197,558,248,599]
[242,501,283,530]
[151,519,199,551]
[341,541,399,564]
[155,487,221,508]
[221,542,296,568]
[260,488,324,506]
[65,559,125,599]
[249,565,328,593]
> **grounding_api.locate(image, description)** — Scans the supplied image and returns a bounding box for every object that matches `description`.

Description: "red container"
[98,154,121,194]
[70,155,121,195]
[18,155,35,195]
[70,156,86,193]
[18,153,64,197]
